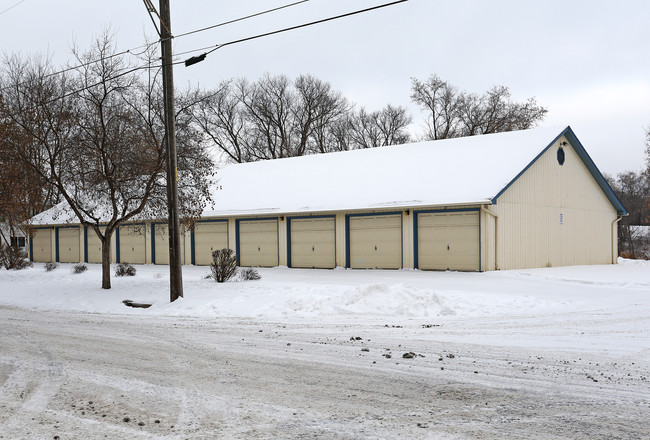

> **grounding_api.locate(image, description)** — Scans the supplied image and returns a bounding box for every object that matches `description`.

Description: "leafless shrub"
[115,262,136,277]
[239,267,261,281]
[0,243,32,270]
[209,248,238,283]
[73,263,88,274]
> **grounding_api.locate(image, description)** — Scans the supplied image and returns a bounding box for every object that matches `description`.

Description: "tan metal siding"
[290,217,335,269]
[118,225,146,264]
[349,214,402,269]
[31,228,52,262]
[238,219,278,267]
[153,223,186,265]
[492,136,618,269]
[57,227,80,263]
[417,211,479,271]
[483,210,497,271]
[193,221,228,266]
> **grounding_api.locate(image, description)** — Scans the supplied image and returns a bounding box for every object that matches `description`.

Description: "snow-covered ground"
[1,260,649,439]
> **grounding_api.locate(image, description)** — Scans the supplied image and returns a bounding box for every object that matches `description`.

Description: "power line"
[180,0,409,65]
[2,1,410,108]
[173,0,309,40]
[0,42,158,94]
[0,0,27,16]
[0,0,311,93]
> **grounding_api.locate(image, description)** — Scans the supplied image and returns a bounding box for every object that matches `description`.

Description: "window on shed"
[557,147,565,166]
[11,236,26,247]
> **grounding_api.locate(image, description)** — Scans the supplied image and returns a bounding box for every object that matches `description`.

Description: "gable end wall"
[492,135,618,269]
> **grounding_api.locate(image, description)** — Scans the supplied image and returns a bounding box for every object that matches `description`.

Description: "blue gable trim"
[491,126,627,216]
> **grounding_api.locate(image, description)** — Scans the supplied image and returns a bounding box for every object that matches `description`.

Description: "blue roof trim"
[491,126,627,216]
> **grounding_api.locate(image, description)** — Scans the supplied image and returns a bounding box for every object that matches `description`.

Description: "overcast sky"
[1,0,649,175]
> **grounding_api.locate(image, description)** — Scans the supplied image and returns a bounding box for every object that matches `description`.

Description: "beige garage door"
[86,227,107,264]
[349,214,402,269]
[153,223,186,265]
[238,219,278,267]
[57,227,80,263]
[118,224,146,264]
[417,211,479,271]
[193,221,228,266]
[31,228,52,262]
[290,217,335,269]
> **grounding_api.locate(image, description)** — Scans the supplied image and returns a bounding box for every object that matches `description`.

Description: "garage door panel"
[194,221,229,266]
[86,227,106,264]
[290,218,335,269]
[119,225,146,264]
[418,212,479,271]
[31,228,52,262]
[58,227,80,263]
[239,220,278,267]
[349,215,402,269]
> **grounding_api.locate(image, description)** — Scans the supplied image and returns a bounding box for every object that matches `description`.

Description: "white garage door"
[290,217,335,269]
[193,221,229,266]
[57,227,80,263]
[238,219,278,267]
[349,214,402,269]
[31,228,52,262]
[85,227,107,264]
[152,223,186,265]
[118,224,146,264]
[417,211,480,271]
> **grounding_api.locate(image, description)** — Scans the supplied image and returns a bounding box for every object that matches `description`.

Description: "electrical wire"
[0,42,158,94]
[43,65,155,106]
[0,0,311,93]
[181,0,409,62]
[1,0,409,109]
[0,0,27,16]
[173,0,309,40]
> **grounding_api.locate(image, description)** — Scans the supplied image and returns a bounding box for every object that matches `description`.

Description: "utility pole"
[159,0,183,301]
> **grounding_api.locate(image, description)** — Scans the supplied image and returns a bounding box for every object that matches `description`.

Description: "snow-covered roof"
[203,126,567,217]
[30,125,625,225]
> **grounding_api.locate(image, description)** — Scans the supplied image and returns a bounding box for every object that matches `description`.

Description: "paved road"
[0,306,648,439]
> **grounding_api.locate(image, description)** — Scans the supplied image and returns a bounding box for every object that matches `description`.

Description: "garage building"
[28,126,626,271]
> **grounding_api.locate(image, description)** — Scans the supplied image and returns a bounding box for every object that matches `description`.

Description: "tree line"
[194,73,548,163]
[0,33,549,287]
[606,130,650,259]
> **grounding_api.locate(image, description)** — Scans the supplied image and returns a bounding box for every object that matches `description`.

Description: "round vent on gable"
[557,147,565,166]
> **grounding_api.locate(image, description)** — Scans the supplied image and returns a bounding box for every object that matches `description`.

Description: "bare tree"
[410,75,459,140]
[411,74,547,140]
[0,34,213,288]
[193,81,253,163]
[293,74,350,155]
[194,74,351,162]
[606,170,650,258]
[0,103,59,245]
[348,105,412,149]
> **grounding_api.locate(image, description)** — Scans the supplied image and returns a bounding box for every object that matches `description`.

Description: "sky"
[1,0,649,176]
